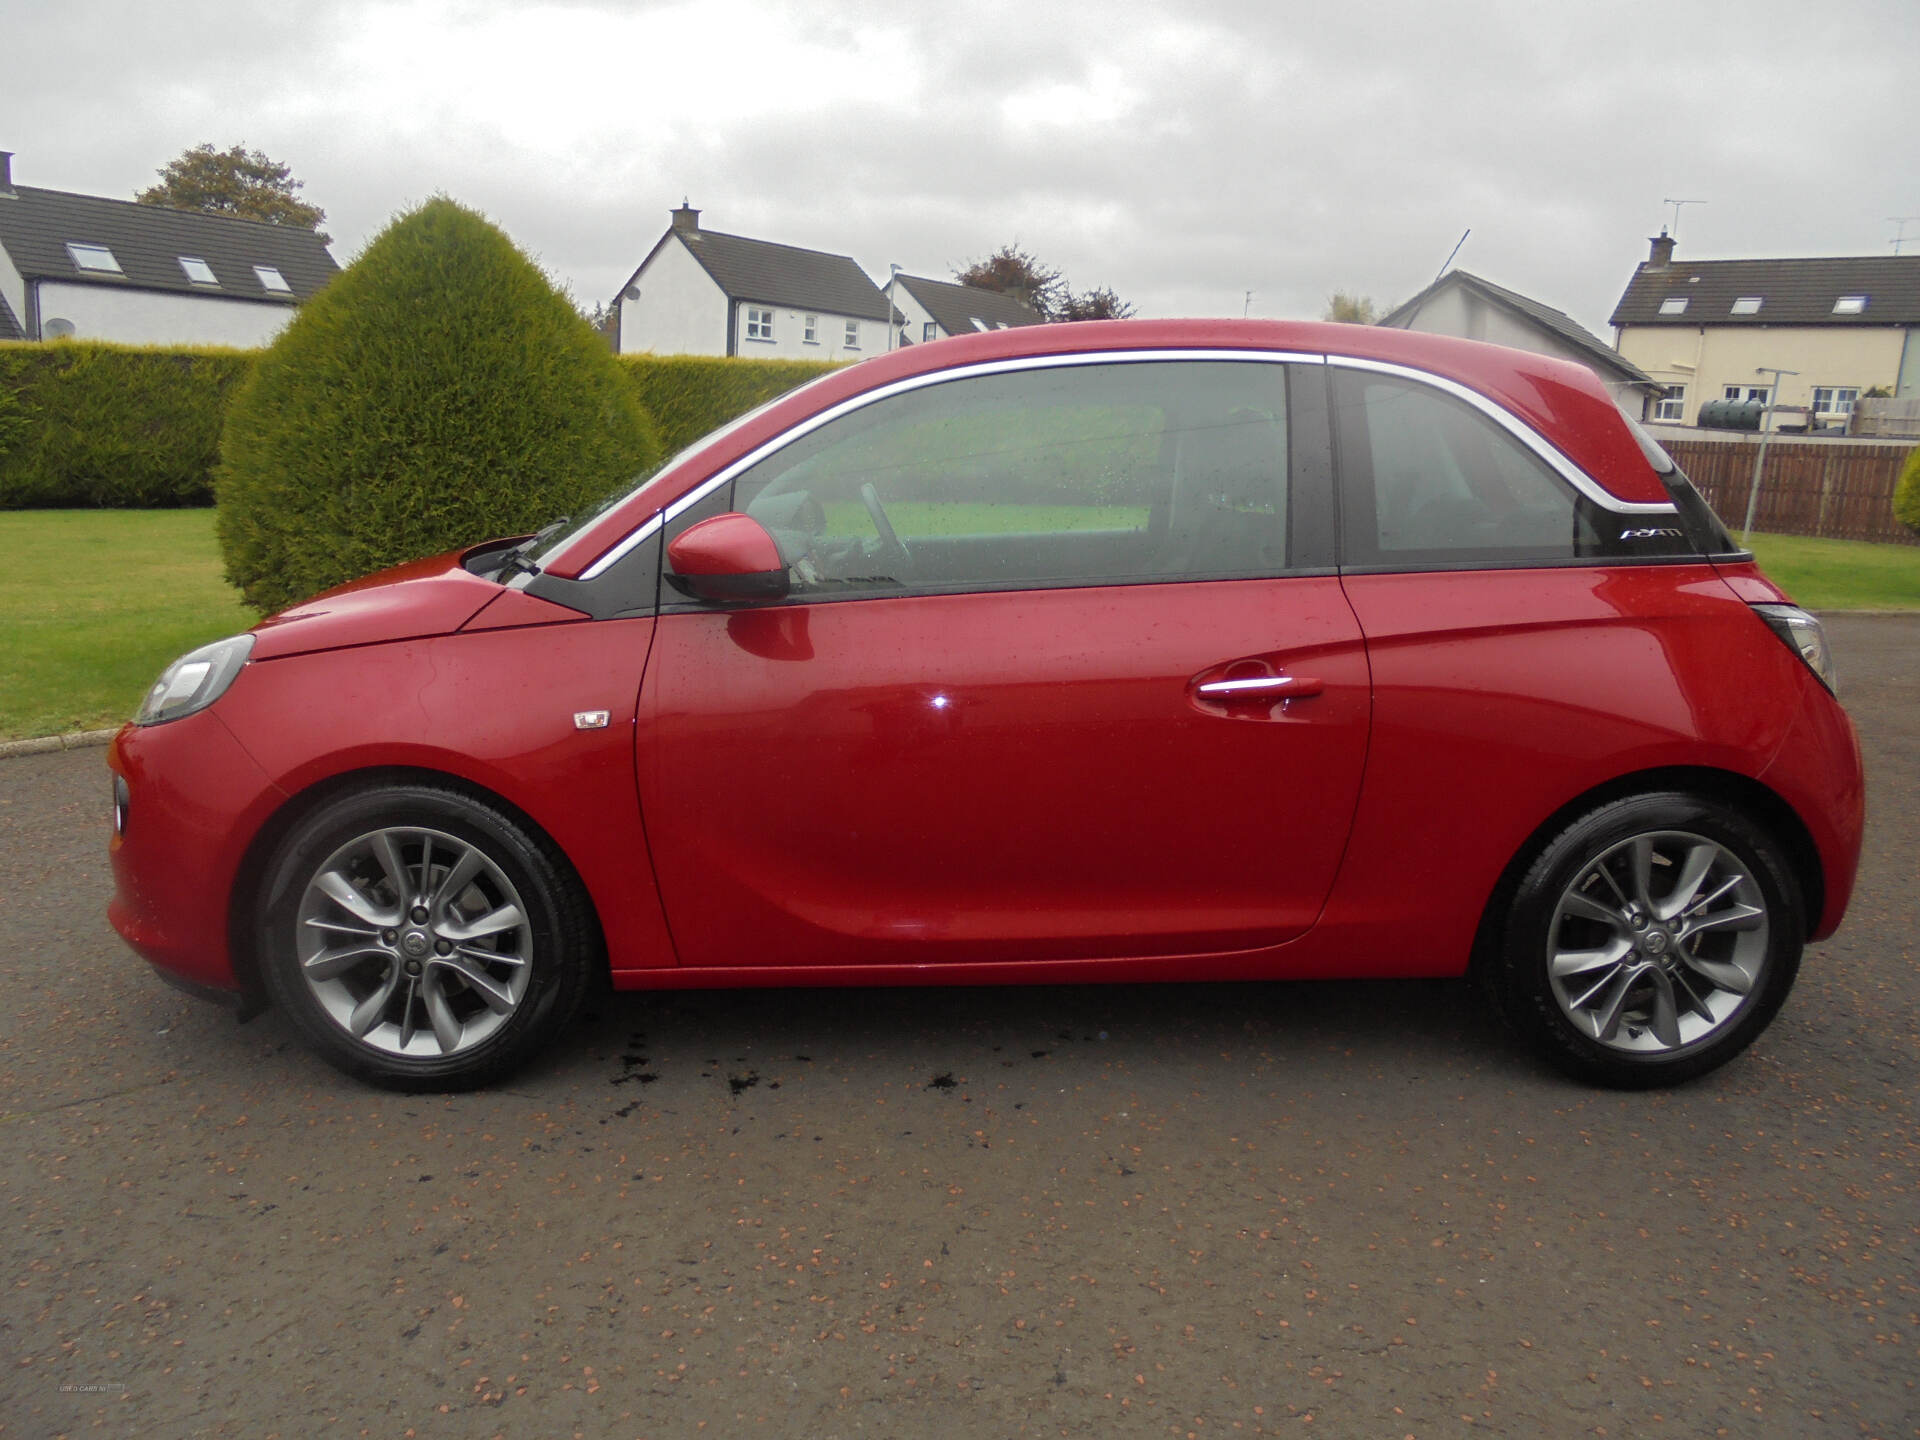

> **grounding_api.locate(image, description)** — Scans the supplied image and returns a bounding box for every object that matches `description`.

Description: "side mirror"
[665,513,790,603]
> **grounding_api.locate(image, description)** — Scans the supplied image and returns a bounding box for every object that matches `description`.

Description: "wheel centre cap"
[401,930,431,957]
[1643,929,1671,956]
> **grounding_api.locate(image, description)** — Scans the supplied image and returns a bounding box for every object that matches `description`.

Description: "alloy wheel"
[1546,829,1771,1055]
[293,826,533,1058]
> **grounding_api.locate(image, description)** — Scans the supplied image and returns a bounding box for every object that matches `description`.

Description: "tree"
[1323,292,1379,325]
[216,197,661,613]
[1056,286,1135,321]
[954,244,1132,322]
[138,144,330,243]
[1893,442,1920,535]
[954,244,1066,317]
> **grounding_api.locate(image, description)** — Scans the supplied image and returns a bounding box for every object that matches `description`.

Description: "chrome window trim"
[573,346,1671,580]
[1328,357,1677,516]
[578,349,1323,580]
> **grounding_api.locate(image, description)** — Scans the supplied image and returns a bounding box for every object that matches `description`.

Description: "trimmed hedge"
[218,198,665,614]
[1895,443,1920,535]
[0,344,840,524]
[0,341,253,508]
[617,353,837,456]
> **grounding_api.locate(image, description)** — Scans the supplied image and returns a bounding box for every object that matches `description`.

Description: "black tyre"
[257,784,597,1091]
[1491,792,1804,1088]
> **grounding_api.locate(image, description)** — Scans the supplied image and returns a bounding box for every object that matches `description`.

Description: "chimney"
[671,201,700,234]
[0,152,14,198]
[1647,229,1675,267]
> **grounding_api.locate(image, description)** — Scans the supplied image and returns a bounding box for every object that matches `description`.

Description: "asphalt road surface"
[3,616,1915,1439]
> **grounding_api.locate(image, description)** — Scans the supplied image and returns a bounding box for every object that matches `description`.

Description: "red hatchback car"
[109,320,1863,1091]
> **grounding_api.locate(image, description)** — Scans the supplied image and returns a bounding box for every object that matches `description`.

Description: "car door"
[1324,361,1715,967]
[635,355,1372,970]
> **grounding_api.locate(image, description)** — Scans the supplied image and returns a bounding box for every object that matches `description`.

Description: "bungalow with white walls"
[1377,268,1655,410]
[613,205,891,359]
[0,151,337,346]
[889,273,1044,346]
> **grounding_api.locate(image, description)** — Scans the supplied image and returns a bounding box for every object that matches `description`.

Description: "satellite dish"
[623,285,640,302]
[43,317,75,339]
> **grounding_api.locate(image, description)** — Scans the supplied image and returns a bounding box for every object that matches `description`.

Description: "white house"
[1378,268,1655,410]
[0,151,337,346]
[889,273,1044,346]
[614,205,892,359]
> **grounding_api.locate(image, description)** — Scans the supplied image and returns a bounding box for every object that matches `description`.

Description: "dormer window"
[253,265,292,293]
[179,257,219,286]
[1730,296,1763,315]
[1658,297,1688,315]
[1833,295,1867,315]
[67,243,122,274]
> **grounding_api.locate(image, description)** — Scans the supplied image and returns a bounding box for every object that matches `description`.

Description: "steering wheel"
[858,482,914,578]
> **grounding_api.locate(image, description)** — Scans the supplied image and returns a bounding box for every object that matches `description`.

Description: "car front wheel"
[1493,793,1805,1088]
[258,784,596,1090]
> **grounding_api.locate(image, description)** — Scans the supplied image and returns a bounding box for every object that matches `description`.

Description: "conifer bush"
[217,198,661,613]
[1895,443,1920,536]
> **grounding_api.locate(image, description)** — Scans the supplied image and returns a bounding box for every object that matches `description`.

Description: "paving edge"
[0,728,117,760]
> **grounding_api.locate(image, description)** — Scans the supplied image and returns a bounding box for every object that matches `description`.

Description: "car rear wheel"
[1493,792,1804,1088]
[258,784,596,1090]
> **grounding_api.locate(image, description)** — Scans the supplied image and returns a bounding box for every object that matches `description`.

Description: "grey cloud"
[1,0,1912,335]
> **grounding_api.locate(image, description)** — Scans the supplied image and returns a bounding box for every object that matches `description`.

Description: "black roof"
[1380,269,1649,385]
[897,274,1045,336]
[0,184,337,304]
[1611,254,1920,327]
[667,226,891,321]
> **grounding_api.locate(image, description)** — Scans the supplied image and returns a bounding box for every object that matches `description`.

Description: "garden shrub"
[1895,443,1920,535]
[0,342,251,508]
[617,354,836,456]
[217,197,663,613]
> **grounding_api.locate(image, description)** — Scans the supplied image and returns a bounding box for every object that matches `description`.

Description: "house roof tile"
[896,274,1045,337]
[0,184,338,305]
[1611,254,1920,327]
[676,227,891,320]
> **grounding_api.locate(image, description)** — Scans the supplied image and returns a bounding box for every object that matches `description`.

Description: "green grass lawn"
[0,508,253,741]
[1744,533,1920,612]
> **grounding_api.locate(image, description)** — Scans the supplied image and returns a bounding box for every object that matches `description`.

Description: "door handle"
[1193,674,1325,700]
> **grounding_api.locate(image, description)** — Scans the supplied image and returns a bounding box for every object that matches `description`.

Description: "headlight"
[1753,604,1837,696]
[133,635,255,725]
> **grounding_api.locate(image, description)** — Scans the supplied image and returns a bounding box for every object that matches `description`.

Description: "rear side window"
[680,359,1296,601]
[1332,370,1695,568]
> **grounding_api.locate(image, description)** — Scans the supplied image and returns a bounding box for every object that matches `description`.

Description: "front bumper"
[107,711,287,997]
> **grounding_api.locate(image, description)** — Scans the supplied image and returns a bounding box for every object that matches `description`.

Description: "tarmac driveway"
[2,615,1915,1438]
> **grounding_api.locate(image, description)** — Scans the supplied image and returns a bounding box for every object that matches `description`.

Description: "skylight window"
[1730,296,1763,315]
[67,243,122,274]
[178,256,218,285]
[1658,296,1688,315]
[253,265,292,293]
[969,317,991,332]
[1833,295,1867,315]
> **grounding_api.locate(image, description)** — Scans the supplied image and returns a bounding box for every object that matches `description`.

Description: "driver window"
[698,359,1291,600]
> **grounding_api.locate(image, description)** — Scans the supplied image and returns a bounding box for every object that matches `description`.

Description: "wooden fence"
[1661,436,1918,546]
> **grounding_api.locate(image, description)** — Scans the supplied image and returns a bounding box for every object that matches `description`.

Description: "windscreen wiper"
[495,517,571,579]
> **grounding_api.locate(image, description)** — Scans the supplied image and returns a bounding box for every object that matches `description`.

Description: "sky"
[4,0,1916,339]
